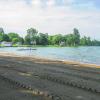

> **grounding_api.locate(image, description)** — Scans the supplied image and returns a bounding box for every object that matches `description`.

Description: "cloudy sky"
[0,0,100,39]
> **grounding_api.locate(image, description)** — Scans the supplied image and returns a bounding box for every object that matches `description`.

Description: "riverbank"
[0,52,100,100]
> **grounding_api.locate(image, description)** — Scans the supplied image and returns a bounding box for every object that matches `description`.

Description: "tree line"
[0,27,100,46]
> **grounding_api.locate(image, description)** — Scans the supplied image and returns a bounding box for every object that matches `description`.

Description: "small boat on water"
[17,48,37,51]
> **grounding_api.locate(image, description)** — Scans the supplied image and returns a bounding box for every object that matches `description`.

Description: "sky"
[0,0,100,40]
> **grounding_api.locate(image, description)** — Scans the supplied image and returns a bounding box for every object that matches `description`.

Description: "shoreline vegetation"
[0,27,100,47]
[0,44,100,48]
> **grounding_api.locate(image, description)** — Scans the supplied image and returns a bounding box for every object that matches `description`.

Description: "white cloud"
[47,0,55,6]
[0,0,100,39]
[32,0,41,7]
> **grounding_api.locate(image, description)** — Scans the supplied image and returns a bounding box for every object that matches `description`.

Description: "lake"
[0,46,100,65]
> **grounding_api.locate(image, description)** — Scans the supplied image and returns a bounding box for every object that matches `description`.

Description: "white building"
[1,41,13,47]
[59,41,65,46]
[31,40,36,45]
[16,42,22,46]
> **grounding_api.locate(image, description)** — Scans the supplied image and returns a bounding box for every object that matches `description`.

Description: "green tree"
[0,28,4,34]
[8,33,20,41]
[66,34,75,46]
[80,36,92,46]
[73,28,80,45]
[0,28,4,42]
[0,33,3,42]
[19,37,24,44]
[91,40,100,46]
[38,33,48,45]
[52,34,63,45]
[3,34,10,42]
[12,38,19,43]
[24,36,31,45]
[48,35,54,45]
[26,28,38,43]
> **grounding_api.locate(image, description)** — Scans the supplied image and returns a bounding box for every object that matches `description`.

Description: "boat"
[17,48,37,51]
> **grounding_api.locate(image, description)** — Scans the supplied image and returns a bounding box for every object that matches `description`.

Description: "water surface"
[0,46,100,65]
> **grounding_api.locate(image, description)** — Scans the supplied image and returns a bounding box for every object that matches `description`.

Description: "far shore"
[1,44,100,48]
[0,51,100,69]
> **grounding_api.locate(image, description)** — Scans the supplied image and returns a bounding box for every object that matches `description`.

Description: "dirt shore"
[0,53,100,100]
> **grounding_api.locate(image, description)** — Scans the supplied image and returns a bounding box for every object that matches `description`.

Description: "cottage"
[1,41,13,47]
[16,42,22,46]
[31,40,36,45]
[59,41,65,46]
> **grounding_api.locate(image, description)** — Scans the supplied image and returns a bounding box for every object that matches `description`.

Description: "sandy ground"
[0,52,100,100]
